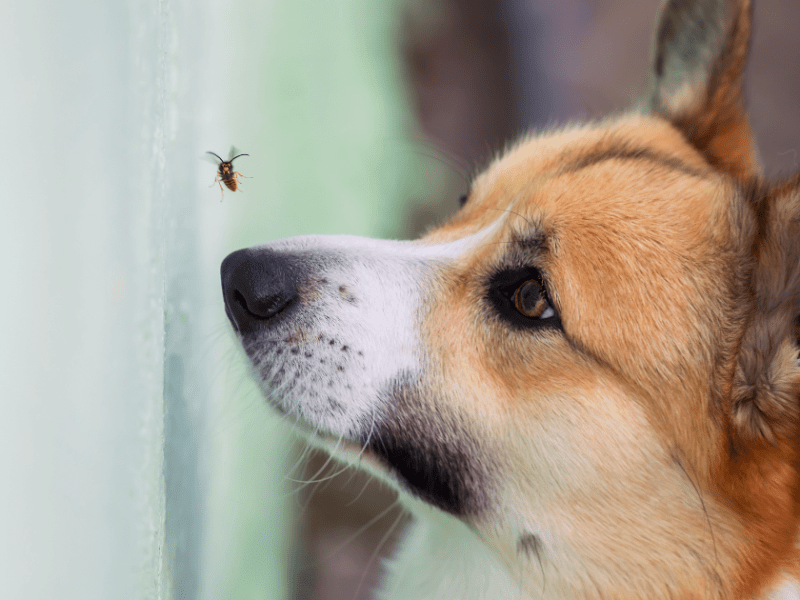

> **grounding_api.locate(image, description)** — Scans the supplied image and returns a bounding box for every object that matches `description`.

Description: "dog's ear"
[732,178,800,444]
[645,0,759,180]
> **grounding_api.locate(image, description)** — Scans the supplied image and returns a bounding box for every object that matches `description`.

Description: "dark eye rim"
[458,193,469,207]
[486,267,560,331]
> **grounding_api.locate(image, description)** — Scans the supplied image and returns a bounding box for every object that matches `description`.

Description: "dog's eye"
[458,194,468,207]
[487,267,559,330]
[513,280,554,319]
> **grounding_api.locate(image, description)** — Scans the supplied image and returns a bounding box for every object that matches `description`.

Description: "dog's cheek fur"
[419,300,741,597]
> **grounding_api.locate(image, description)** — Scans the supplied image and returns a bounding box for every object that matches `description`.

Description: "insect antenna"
[229,153,249,163]
[206,151,224,163]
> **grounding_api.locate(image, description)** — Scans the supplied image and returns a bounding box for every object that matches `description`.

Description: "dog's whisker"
[285,459,353,486]
[335,409,382,504]
[282,436,318,484]
[294,437,349,517]
[342,472,376,509]
[673,448,719,570]
[291,433,345,488]
[483,205,536,229]
[319,499,401,562]
[409,143,473,185]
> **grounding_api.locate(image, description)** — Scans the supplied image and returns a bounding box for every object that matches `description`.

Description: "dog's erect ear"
[732,178,800,444]
[645,0,759,180]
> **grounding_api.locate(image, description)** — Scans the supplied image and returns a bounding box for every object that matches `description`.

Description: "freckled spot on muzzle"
[338,284,357,304]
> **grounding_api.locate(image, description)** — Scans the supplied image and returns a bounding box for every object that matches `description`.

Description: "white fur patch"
[762,576,800,600]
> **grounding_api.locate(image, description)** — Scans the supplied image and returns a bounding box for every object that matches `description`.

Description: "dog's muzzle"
[219,237,490,516]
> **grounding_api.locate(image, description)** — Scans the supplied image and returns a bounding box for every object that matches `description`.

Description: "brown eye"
[513,280,552,319]
[488,267,559,329]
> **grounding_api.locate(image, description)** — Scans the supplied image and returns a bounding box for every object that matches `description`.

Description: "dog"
[220,0,800,597]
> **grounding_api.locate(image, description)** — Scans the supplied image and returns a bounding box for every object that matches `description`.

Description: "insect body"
[207,150,251,199]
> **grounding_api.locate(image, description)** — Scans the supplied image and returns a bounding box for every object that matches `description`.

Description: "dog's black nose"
[220,248,301,334]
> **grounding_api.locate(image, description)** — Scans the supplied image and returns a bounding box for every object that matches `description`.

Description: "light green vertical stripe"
[209,0,424,599]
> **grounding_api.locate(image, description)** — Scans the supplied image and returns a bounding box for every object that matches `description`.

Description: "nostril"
[232,288,295,321]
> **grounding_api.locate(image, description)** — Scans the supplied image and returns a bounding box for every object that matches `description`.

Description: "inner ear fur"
[732,177,800,444]
[645,0,759,180]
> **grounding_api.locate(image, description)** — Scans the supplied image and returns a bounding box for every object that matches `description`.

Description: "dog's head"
[222,0,800,596]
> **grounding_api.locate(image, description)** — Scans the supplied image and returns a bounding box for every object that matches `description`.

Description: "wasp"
[206,149,251,199]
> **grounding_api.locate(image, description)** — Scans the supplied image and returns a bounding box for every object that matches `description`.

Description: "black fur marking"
[518,533,546,595]
[517,533,542,558]
[563,144,708,180]
[366,377,489,516]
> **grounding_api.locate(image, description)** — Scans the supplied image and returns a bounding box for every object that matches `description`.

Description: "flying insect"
[207,149,250,199]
